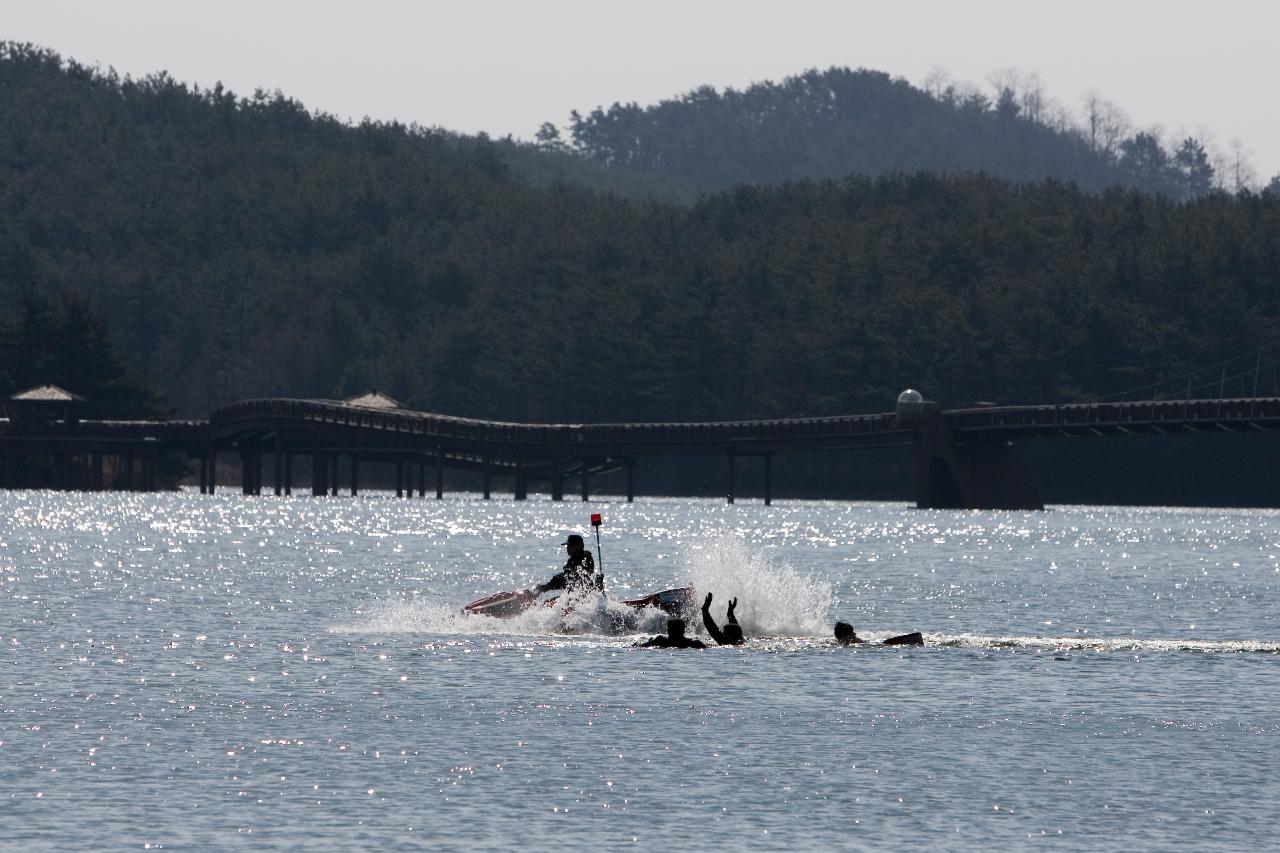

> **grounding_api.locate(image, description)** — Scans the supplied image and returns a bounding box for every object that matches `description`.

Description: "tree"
[1081,90,1130,160]
[1119,131,1171,194]
[995,87,1020,120]
[1172,137,1214,199]
[1226,139,1257,193]
[534,121,564,150]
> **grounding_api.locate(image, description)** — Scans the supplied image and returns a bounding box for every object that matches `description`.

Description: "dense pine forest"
[2,43,1280,435]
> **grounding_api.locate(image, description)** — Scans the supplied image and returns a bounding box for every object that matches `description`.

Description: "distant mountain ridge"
[516,66,1241,202]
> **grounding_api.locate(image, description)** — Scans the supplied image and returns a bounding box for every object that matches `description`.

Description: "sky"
[5,0,1278,180]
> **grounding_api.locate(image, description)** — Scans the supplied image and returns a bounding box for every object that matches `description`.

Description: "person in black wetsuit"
[834,621,923,646]
[533,533,602,597]
[635,617,706,649]
[701,592,744,646]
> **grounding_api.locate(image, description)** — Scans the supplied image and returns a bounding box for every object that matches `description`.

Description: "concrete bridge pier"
[311,452,328,496]
[913,416,1043,510]
[206,447,218,495]
[273,437,284,496]
[144,450,158,492]
[240,448,261,495]
[350,456,360,496]
[725,451,773,505]
[91,452,104,492]
[727,451,736,504]
[764,453,773,506]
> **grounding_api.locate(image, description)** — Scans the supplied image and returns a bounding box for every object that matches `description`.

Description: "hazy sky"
[6,0,1278,179]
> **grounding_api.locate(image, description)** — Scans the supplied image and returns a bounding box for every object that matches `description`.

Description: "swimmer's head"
[723,623,744,645]
[667,617,686,639]
[834,621,858,645]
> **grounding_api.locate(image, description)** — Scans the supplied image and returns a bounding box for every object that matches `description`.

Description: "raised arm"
[701,592,729,646]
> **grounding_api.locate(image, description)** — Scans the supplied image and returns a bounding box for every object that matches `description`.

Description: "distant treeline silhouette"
[523,66,1274,202]
[2,42,1279,429]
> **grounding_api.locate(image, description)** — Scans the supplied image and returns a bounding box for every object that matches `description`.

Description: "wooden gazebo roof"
[343,389,403,410]
[10,384,86,403]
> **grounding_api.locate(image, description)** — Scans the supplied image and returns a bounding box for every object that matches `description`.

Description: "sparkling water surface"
[2,491,1278,850]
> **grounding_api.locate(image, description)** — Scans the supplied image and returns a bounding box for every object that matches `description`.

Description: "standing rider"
[533,533,603,597]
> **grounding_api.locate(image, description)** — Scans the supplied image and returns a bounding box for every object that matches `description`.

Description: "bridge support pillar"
[93,452,105,492]
[242,449,261,495]
[515,466,527,501]
[727,452,736,505]
[435,455,444,499]
[144,450,157,492]
[311,452,328,496]
[350,456,359,496]
[396,459,404,498]
[581,460,590,502]
[551,459,563,502]
[330,455,339,496]
[483,457,491,500]
[914,418,1043,510]
[207,447,217,495]
[284,453,293,496]
[273,436,283,496]
[417,462,426,498]
[764,453,773,506]
[626,459,635,503]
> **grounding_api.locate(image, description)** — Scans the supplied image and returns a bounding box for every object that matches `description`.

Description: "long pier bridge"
[4,387,1280,509]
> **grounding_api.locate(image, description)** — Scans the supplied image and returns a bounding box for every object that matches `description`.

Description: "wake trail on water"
[935,634,1280,654]
[331,533,837,639]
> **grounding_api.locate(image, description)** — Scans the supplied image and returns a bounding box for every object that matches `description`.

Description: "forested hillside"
[0,288,166,418]
[534,67,1241,202]
[2,43,1280,429]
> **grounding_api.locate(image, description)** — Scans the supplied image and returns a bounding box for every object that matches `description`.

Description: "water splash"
[335,534,837,639]
[332,590,671,638]
[678,534,837,636]
[331,598,467,635]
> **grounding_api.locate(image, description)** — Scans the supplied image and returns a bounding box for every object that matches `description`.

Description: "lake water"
[2,490,1277,850]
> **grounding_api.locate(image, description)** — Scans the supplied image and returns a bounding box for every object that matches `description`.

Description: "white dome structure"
[896,388,927,421]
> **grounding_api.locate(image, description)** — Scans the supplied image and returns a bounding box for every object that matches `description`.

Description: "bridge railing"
[944,397,1280,432]
[207,398,907,448]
